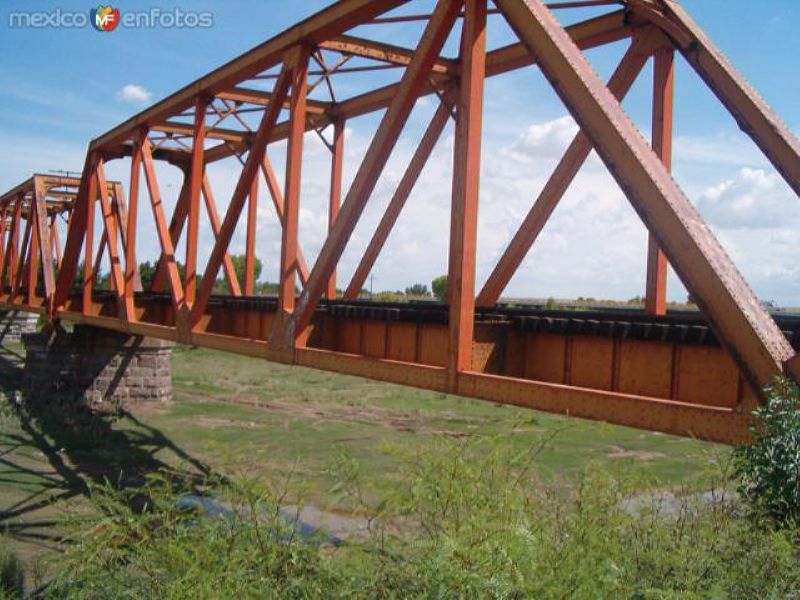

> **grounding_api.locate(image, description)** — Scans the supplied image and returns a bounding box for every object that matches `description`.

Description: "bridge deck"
[7,288,789,444]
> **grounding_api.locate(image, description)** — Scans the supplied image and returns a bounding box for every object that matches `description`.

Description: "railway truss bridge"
[2,0,800,445]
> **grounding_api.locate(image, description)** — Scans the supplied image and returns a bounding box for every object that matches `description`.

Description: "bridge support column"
[22,325,173,412]
[0,310,39,344]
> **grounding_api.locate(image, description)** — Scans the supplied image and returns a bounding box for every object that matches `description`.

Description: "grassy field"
[0,343,729,582]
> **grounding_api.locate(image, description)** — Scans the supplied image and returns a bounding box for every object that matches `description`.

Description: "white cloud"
[115,84,152,105]
[501,116,579,162]
[694,167,797,229]
[673,134,769,168]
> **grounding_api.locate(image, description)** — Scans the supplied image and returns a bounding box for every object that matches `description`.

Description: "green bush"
[0,544,24,599]
[431,275,447,302]
[49,438,800,598]
[734,377,800,525]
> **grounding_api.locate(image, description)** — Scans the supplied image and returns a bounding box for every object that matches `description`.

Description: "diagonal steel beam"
[343,98,454,300]
[92,0,410,152]
[476,31,660,307]
[111,182,142,293]
[141,138,187,323]
[191,63,293,324]
[53,153,95,310]
[260,156,310,285]
[201,176,242,295]
[630,0,800,198]
[495,0,793,392]
[96,160,126,318]
[289,0,463,345]
[151,175,191,292]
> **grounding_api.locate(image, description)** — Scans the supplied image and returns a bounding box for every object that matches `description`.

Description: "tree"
[230,254,262,288]
[71,262,85,290]
[431,275,447,302]
[404,283,430,297]
[139,261,156,290]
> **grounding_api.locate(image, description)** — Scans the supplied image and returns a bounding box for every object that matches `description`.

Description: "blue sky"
[0,1,798,304]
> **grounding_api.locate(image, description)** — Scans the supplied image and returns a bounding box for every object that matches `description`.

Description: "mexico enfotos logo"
[9,5,214,30]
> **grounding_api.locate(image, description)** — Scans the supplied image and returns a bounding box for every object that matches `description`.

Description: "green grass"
[0,343,728,585]
[165,346,725,497]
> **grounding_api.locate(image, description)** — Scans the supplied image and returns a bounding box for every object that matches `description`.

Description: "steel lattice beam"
[2,0,798,445]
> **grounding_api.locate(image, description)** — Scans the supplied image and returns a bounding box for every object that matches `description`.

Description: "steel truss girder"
[3,0,798,445]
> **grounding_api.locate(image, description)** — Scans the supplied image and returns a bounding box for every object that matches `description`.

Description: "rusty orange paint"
[3,0,798,447]
[645,46,673,316]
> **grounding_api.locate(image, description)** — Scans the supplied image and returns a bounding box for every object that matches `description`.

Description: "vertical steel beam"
[278,46,309,316]
[645,46,673,316]
[326,119,345,300]
[25,204,39,305]
[96,160,126,317]
[82,160,98,313]
[476,33,657,307]
[245,175,259,295]
[186,97,207,307]
[1,199,22,290]
[122,149,140,318]
[32,177,55,312]
[13,216,32,303]
[447,0,486,388]
[51,214,62,270]
[0,205,6,283]
[344,98,453,300]
[495,0,793,391]
[291,0,462,342]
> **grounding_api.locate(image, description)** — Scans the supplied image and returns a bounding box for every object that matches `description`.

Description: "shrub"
[404,284,430,297]
[49,437,800,598]
[0,544,24,599]
[734,377,800,525]
[431,275,447,302]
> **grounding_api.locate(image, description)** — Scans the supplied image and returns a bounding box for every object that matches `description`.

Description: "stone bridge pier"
[0,310,39,344]
[21,325,173,412]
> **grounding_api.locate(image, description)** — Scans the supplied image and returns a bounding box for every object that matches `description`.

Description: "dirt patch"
[177,391,478,438]
[196,417,259,430]
[606,445,665,461]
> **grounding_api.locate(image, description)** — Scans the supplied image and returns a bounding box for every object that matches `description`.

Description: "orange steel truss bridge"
[2,0,799,445]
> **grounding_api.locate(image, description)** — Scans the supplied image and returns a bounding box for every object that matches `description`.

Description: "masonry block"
[0,311,39,344]
[21,325,174,413]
